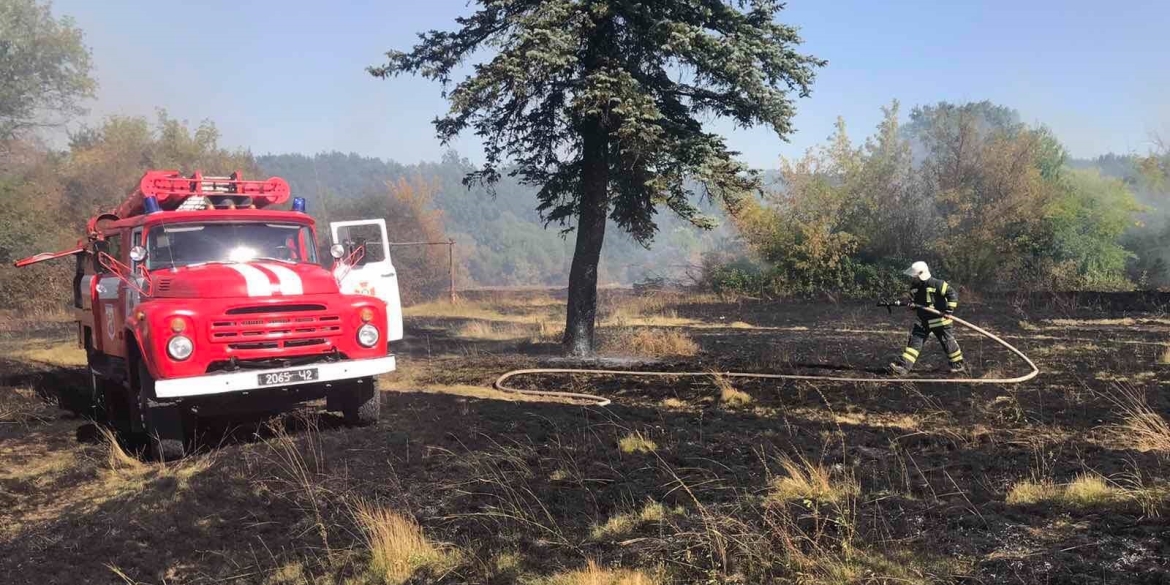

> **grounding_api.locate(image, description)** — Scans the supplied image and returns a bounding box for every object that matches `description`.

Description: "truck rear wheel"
[88,369,114,419]
[336,378,380,426]
[84,329,115,419]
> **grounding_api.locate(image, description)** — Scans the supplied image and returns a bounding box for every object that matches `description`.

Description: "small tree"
[371,0,824,354]
[0,0,96,139]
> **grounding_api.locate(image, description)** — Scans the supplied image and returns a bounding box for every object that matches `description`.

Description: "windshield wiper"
[252,256,298,265]
[173,260,234,269]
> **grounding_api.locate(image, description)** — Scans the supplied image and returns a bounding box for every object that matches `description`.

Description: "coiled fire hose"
[493,304,1039,406]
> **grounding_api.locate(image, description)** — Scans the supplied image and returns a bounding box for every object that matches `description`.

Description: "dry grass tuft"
[99,426,146,472]
[263,562,309,585]
[353,500,455,585]
[618,432,658,454]
[1160,346,1170,365]
[590,501,668,540]
[486,551,523,581]
[1007,473,1168,512]
[456,320,532,340]
[1062,475,1121,508]
[712,374,753,409]
[13,343,87,367]
[601,294,701,327]
[545,559,658,585]
[768,456,858,504]
[530,318,564,343]
[1005,478,1061,505]
[804,548,966,585]
[0,387,50,425]
[406,297,555,324]
[1106,385,1170,454]
[599,328,698,357]
[1048,317,1136,327]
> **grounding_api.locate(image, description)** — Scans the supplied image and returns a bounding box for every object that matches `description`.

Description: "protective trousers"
[898,319,963,370]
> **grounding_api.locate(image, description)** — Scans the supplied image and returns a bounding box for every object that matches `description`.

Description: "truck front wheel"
[134,358,188,461]
[333,378,380,426]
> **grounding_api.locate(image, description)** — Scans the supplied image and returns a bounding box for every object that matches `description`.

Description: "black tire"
[135,358,188,461]
[146,435,186,462]
[88,369,115,420]
[84,329,114,419]
[341,380,380,426]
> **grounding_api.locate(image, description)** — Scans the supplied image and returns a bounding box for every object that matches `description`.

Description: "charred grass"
[2,291,1169,583]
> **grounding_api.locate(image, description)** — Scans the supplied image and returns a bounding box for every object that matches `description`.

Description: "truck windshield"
[146,223,318,269]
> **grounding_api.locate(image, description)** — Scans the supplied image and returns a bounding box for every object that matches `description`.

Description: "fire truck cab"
[17,170,402,459]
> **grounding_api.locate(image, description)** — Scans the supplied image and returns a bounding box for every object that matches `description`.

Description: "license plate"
[258,368,318,387]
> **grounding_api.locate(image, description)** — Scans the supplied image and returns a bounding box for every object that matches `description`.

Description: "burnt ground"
[1,292,1168,584]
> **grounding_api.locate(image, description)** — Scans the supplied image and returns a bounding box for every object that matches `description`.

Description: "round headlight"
[167,335,194,360]
[357,323,380,348]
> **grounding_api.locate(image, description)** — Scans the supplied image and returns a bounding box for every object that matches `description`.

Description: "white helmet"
[903,261,931,281]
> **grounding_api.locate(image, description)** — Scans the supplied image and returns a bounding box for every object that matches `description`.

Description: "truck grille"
[210,309,342,346]
[226,304,326,315]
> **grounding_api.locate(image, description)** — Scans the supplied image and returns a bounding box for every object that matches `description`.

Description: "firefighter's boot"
[888,362,909,376]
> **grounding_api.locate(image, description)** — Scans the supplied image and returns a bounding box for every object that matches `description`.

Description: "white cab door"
[330,219,403,342]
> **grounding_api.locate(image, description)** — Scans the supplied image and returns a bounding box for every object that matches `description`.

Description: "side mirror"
[329,244,346,260]
[129,246,147,263]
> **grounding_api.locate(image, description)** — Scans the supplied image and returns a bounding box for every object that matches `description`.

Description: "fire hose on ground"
[492,303,1039,406]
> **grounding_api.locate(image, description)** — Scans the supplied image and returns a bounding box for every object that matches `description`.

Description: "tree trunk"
[563,122,609,356]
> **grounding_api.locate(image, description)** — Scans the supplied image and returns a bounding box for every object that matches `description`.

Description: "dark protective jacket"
[910,276,959,328]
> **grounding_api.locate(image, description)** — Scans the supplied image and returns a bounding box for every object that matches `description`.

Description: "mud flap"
[143,400,189,461]
[326,377,379,425]
[144,401,186,441]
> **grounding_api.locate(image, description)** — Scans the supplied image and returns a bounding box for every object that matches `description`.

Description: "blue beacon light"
[143,196,162,214]
[292,197,307,213]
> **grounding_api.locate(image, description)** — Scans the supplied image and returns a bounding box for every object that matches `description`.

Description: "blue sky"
[54,0,1169,168]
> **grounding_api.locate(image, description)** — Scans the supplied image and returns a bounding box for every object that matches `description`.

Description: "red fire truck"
[15,170,403,459]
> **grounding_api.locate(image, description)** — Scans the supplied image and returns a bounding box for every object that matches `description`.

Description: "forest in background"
[2,107,1167,312]
[258,119,1170,301]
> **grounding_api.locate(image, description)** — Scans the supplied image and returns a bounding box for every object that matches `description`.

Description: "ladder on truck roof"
[15,170,297,268]
[112,170,292,220]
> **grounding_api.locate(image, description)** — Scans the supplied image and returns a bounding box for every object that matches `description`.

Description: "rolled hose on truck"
[493,304,1039,406]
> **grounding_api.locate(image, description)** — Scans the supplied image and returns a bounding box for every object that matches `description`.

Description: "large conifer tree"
[371,0,824,354]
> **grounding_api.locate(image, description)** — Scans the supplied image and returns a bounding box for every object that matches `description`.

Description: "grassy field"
[1,290,1168,584]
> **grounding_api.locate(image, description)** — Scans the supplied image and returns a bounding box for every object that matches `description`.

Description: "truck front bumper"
[153,355,396,399]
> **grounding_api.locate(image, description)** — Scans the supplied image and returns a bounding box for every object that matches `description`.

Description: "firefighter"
[889,261,964,375]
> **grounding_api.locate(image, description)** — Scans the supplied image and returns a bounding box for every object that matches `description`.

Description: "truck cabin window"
[94,233,122,273]
[146,223,318,270]
[338,224,386,266]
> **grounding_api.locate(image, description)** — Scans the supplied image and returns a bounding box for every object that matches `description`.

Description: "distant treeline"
[2,105,1165,313]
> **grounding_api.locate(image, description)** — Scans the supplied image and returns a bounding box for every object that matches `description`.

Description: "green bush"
[702,255,905,299]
